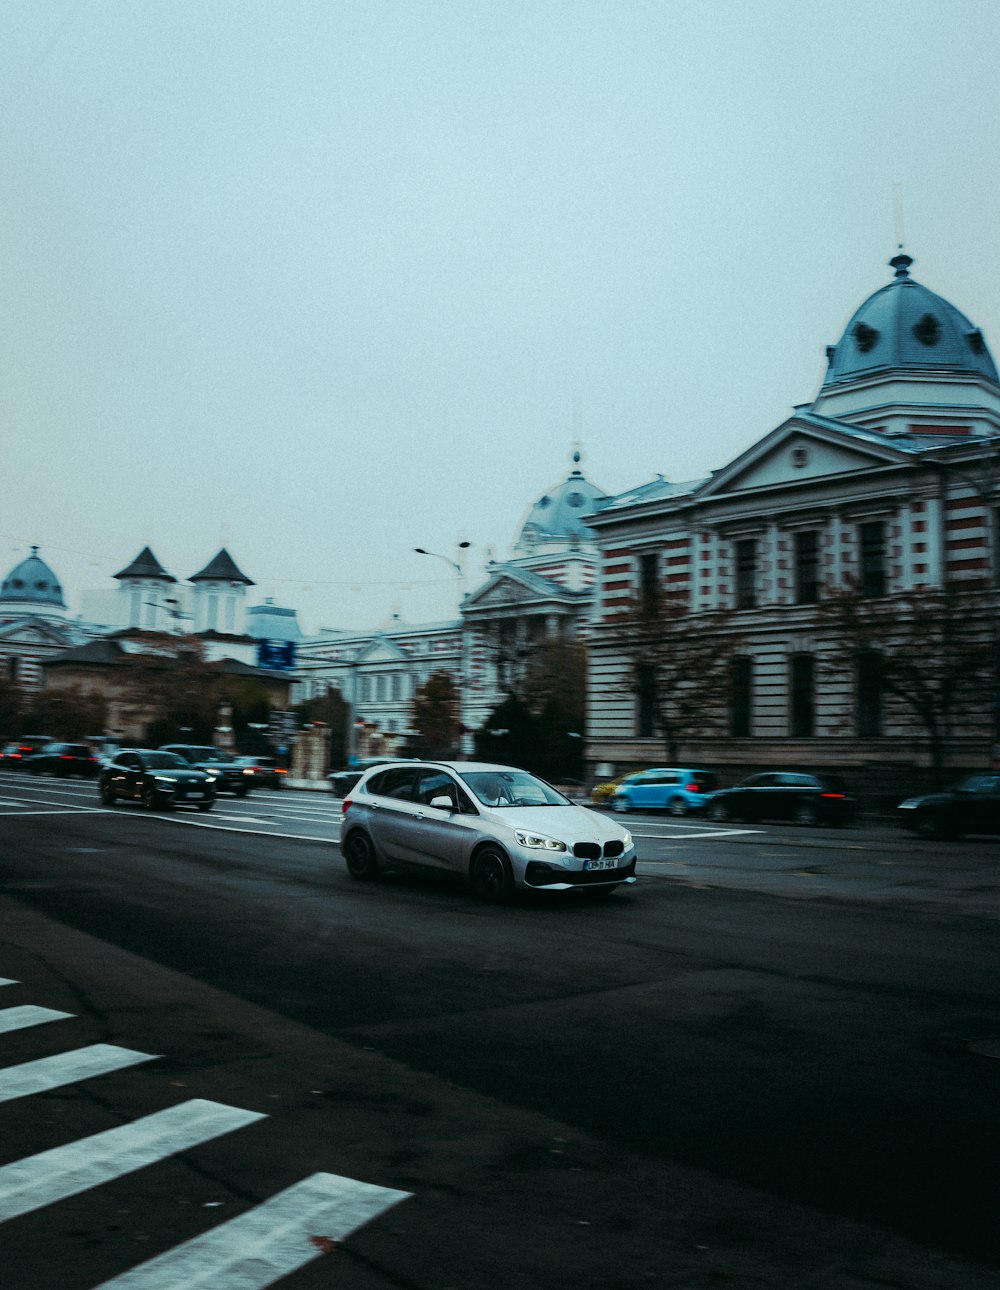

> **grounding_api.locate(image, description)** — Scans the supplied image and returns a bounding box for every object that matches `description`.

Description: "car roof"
[359,759,533,775]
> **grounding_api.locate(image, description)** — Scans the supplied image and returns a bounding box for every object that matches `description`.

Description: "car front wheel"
[100,782,116,806]
[668,797,688,816]
[612,796,631,814]
[344,831,380,880]
[710,799,732,822]
[142,785,171,811]
[794,802,818,826]
[471,847,514,903]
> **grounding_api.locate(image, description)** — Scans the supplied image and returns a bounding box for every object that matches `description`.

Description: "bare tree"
[820,580,993,783]
[117,633,221,743]
[605,589,744,764]
[411,670,460,757]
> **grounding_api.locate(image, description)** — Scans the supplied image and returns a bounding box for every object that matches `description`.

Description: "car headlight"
[242,768,253,776]
[205,773,219,782]
[621,829,633,848]
[513,830,567,852]
[154,776,177,784]
[898,799,918,810]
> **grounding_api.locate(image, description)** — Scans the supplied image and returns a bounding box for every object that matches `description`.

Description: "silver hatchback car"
[340,760,638,901]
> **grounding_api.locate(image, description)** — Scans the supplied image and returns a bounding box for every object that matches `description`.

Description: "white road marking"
[0,1099,265,1223]
[0,808,114,817]
[92,1171,411,1288]
[0,1005,73,1034]
[634,828,762,840]
[0,979,17,987]
[0,1044,159,1102]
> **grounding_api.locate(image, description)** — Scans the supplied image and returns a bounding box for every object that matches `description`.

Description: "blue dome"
[0,546,66,609]
[821,254,999,388]
[515,455,607,551]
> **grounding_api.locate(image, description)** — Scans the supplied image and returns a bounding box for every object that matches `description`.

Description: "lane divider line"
[0,1098,266,1224]
[0,1044,159,1103]
[92,1170,411,1289]
[0,1005,74,1034]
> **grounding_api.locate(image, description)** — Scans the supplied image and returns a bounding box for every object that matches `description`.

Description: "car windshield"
[144,753,189,770]
[191,749,231,762]
[462,769,570,808]
[957,774,1000,794]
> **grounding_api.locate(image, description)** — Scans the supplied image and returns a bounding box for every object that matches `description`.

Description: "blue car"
[611,768,718,816]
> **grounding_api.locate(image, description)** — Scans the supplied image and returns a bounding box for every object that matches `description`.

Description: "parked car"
[708,772,856,826]
[897,772,1000,839]
[610,767,718,815]
[328,757,405,797]
[340,760,637,901]
[99,749,217,811]
[24,742,99,777]
[158,745,252,796]
[231,755,285,789]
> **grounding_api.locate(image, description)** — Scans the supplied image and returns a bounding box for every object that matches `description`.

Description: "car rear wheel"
[612,796,631,814]
[710,799,732,822]
[100,783,116,806]
[197,800,214,812]
[794,802,818,826]
[471,846,514,903]
[235,785,249,798]
[668,797,688,816]
[344,831,379,880]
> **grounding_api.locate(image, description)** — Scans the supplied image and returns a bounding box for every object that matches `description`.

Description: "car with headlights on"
[99,749,217,811]
[159,744,252,796]
[340,760,638,902]
[897,772,1000,839]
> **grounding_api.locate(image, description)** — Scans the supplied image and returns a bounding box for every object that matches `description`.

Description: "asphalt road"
[0,770,998,1289]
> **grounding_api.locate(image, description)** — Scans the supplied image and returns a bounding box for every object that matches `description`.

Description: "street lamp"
[413,541,473,754]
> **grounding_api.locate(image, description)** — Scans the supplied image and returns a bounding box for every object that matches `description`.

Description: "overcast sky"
[3,0,999,632]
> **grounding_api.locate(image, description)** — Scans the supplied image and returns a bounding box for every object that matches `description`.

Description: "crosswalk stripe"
[92,1171,411,1288]
[0,1098,266,1223]
[0,1005,73,1034]
[0,1044,159,1103]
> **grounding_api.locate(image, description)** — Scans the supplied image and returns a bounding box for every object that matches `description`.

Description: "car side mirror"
[430,794,455,812]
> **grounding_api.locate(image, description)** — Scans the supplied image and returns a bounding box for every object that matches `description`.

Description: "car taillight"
[60,755,74,760]
[342,797,352,813]
[686,782,698,792]
[820,793,844,799]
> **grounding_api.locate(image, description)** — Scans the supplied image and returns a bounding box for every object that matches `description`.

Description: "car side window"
[415,770,466,810]
[370,767,419,800]
[120,754,140,771]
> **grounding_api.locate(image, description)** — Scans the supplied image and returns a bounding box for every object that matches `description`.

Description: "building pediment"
[700,415,912,499]
[354,634,410,665]
[0,617,72,647]
[463,566,580,615]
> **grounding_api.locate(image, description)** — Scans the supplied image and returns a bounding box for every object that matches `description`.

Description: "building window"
[8,657,18,683]
[207,593,218,631]
[376,675,386,701]
[637,664,656,738]
[859,521,886,597]
[359,676,371,703]
[795,531,819,604]
[730,657,752,736]
[639,553,659,613]
[856,651,883,737]
[735,539,757,609]
[790,654,815,737]
[391,673,401,700]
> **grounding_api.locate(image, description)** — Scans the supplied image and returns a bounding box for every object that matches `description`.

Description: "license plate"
[585,857,618,871]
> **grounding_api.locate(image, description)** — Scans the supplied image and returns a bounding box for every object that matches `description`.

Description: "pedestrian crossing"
[0,975,411,1287]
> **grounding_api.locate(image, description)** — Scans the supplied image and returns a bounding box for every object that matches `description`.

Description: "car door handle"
[415,811,425,819]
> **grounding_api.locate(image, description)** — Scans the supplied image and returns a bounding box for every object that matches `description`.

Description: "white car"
[340,760,638,901]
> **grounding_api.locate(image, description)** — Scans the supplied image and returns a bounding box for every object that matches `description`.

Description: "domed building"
[0,546,79,696]
[585,253,1000,785]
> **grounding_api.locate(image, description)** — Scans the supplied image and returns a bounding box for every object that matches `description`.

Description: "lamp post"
[413,541,473,754]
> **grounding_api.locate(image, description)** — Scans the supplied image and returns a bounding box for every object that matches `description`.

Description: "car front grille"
[573,839,625,860]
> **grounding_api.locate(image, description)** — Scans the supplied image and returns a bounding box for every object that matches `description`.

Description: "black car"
[897,772,1000,839]
[708,772,856,826]
[24,742,99,777]
[99,749,216,811]
[231,755,285,789]
[1,736,52,768]
[158,744,252,796]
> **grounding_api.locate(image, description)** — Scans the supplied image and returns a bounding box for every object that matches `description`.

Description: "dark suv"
[158,745,251,796]
[25,742,99,777]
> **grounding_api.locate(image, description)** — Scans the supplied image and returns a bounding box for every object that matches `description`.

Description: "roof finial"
[889,251,913,279]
